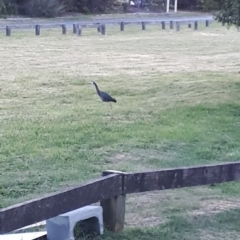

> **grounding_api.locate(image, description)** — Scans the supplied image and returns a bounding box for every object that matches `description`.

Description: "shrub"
[215,0,240,29]
[0,0,18,15]
[150,0,166,11]
[73,0,118,14]
[122,2,128,13]
[177,0,200,10]
[199,0,221,11]
[23,0,65,17]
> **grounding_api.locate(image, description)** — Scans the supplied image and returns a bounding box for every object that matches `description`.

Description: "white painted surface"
[166,0,170,13]
[0,232,46,240]
[174,0,178,12]
[47,205,103,240]
[16,221,46,232]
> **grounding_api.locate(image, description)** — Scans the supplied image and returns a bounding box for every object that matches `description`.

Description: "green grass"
[101,209,240,240]
[1,21,240,239]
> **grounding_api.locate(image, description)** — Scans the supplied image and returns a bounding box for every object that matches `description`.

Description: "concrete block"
[46,206,103,240]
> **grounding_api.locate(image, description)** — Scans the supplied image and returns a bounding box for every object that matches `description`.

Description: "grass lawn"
[0,21,240,239]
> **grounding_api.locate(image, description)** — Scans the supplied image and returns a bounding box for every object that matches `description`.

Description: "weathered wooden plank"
[100,170,126,232]
[124,162,240,194]
[0,174,122,234]
[101,195,126,232]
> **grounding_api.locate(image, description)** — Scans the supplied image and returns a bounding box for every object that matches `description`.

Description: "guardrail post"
[77,25,82,36]
[6,26,11,36]
[176,21,180,31]
[206,20,209,27]
[194,21,198,30]
[142,22,146,30]
[35,25,40,36]
[188,23,191,28]
[170,21,173,29]
[73,24,77,34]
[100,170,126,232]
[162,21,165,29]
[120,22,124,31]
[61,24,66,35]
[97,23,101,32]
[101,24,106,35]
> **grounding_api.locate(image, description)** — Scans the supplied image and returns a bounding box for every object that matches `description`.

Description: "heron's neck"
[93,83,100,94]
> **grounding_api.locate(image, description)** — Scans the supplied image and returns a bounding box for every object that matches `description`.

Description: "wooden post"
[97,25,101,32]
[206,20,209,27]
[176,22,180,31]
[61,24,66,34]
[73,24,77,34]
[194,21,198,30]
[100,170,126,232]
[188,23,191,28]
[170,21,173,29]
[120,22,124,31]
[142,22,146,30]
[6,26,11,36]
[101,24,106,35]
[77,25,82,36]
[35,25,40,36]
[162,21,165,29]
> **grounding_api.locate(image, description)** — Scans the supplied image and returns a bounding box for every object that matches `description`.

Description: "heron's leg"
[109,102,112,109]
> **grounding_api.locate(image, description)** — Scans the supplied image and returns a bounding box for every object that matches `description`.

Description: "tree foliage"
[70,0,118,14]
[1,0,238,23]
[215,0,240,28]
[178,0,199,10]
[0,0,118,17]
[0,0,18,15]
[199,0,221,11]
[23,0,65,17]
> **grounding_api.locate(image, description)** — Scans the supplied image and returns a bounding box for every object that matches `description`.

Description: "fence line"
[0,18,213,36]
[0,174,122,234]
[0,161,240,235]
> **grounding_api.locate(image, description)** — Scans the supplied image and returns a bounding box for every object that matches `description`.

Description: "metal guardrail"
[0,16,214,36]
